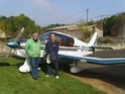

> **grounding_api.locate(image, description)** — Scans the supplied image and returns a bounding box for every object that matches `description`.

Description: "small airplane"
[6,28,125,73]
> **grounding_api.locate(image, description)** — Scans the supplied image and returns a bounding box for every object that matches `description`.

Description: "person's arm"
[45,42,49,56]
[39,40,41,56]
[56,42,59,54]
[25,40,30,55]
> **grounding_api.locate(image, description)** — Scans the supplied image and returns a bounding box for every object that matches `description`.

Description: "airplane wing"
[92,45,114,50]
[59,54,125,65]
[82,56,125,64]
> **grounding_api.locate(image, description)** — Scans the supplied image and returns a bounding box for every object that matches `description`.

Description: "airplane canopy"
[39,31,74,47]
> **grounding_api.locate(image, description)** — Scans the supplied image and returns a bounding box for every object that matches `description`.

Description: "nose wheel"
[19,58,41,73]
[70,61,84,73]
[19,58,31,73]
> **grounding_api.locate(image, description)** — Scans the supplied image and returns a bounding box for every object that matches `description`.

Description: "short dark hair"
[49,33,55,37]
[33,32,39,36]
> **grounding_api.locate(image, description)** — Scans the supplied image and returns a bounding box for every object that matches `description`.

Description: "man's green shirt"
[25,38,41,57]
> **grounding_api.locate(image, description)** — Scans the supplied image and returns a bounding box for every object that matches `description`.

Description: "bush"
[98,37,114,44]
[80,30,95,42]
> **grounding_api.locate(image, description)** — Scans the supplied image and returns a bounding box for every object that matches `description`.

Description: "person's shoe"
[46,75,51,77]
[56,76,59,79]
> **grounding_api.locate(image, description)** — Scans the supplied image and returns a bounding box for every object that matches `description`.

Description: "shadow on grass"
[39,62,47,74]
[0,55,24,67]
[0,62,10,66]
[39,63,56,76]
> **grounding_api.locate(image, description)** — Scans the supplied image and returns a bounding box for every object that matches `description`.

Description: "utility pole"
[86,9,89,31]
[101,15,103,31]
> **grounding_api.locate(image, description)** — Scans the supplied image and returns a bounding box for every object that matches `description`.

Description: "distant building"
[48,24,77,32]
[48,24,103,38]
[87,25,103,37]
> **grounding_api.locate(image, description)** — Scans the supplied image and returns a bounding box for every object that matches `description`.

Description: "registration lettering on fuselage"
[77,46,93,51]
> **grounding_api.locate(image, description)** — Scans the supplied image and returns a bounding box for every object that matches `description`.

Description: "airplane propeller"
[6,27,24,58]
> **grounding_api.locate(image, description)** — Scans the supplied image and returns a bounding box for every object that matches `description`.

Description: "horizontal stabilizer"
[92,45,114,50]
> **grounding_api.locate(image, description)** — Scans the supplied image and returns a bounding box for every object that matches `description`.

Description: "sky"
[0,0,125,26]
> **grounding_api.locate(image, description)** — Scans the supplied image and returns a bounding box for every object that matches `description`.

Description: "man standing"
[25,32,41,80]
[45,34,59,79]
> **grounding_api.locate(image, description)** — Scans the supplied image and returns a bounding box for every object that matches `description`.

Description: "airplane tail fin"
[88,32,98,46]
[88,32,113,50]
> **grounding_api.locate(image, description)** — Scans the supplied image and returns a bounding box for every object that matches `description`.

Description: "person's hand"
[47,54,50,57]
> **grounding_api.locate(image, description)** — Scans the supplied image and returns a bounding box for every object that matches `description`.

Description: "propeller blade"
[6,48,12,58]
[6,27,25,58]
[14,27,25,42]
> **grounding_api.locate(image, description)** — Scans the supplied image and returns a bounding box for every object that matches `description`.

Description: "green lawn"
[0,57,106,94]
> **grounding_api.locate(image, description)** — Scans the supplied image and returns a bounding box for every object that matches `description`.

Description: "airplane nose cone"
[6,41,18,48]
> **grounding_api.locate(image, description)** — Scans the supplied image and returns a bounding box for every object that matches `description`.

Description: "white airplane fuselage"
[15,39,94,59]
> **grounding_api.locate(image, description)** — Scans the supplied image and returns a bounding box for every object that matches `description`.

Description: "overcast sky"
[0,0,125,26]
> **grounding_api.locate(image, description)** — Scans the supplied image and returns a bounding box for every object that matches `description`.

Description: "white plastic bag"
[46,56,51,64]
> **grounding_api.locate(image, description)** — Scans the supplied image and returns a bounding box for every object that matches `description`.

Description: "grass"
[0,57,106,94]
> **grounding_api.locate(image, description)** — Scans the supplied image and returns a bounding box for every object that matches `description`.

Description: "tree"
[98,12,125,36]
[0,14,42,39]
[88,20,96,25]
